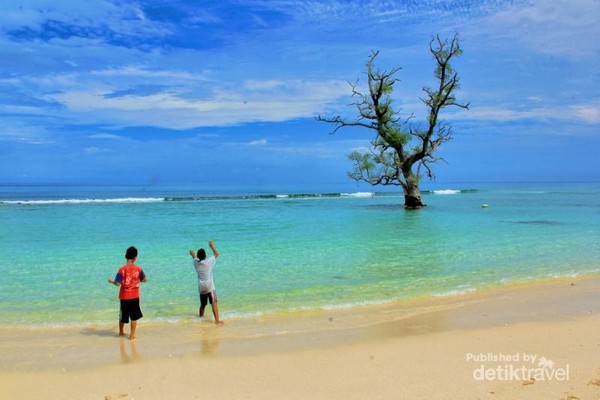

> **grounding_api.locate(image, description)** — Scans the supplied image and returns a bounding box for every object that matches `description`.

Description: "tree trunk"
[404,194,424,209]
[403,174,425,209]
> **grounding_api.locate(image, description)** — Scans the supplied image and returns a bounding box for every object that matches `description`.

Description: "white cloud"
[571,104,600,124]
[92,66,209,81]
[459,103,600,126]
[43,78,350,129]
[3,0,598,138]
[188,10,223,25]
[247,0,451,24]
[249,139,268,145]
[266,139,368,160]
[84,146,108,154]
[470,0,600,59]
[88,133,126,140]
[243,80,286,91]
[0,0,172,39]
[0,120,54,144]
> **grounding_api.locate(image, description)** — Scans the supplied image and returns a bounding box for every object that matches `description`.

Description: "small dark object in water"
[514,220,560,225]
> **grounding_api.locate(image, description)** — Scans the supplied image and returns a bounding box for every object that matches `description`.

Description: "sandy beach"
[1,275,599,400]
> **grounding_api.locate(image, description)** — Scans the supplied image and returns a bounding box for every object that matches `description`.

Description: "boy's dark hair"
[125,246,138,260]
[197,248,206,261]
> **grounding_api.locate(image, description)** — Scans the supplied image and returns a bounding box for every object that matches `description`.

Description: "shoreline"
[1,274,598,362]
[1,274,599,399]
[3,270,599,330]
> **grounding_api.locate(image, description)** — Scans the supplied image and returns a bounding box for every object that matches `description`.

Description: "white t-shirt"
[194,256,217,294]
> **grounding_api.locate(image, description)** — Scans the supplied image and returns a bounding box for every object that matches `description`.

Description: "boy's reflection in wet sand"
[119,337,141,364]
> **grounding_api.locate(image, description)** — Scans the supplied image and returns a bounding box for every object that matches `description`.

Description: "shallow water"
[0,182,598,327]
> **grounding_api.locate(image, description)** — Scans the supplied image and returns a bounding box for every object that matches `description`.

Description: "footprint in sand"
[588,378,600,387]
[522,378,535,386]
[104,393,128,400]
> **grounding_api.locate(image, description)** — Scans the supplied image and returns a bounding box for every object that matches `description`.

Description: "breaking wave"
[1,192,377,206]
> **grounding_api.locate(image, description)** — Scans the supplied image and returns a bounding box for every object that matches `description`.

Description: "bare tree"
[316,34,469,208]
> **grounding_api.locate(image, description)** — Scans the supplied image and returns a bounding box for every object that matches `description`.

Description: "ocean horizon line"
[0,180,598,187]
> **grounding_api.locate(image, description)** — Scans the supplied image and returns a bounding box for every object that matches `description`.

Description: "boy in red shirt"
[108,246,147,339]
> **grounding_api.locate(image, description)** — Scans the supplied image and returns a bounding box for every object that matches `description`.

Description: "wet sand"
[0,275,599,399]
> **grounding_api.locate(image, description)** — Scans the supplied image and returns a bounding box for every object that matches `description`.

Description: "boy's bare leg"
[211,302,224,325]
[129,320,137,340]
[199,305,206,317]
[119,322,125,337]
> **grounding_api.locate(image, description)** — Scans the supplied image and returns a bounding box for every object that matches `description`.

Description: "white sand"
[1,276,599,399]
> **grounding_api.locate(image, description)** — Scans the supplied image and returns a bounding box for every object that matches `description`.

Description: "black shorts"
[200,290,218,306]
[120,298,143,323]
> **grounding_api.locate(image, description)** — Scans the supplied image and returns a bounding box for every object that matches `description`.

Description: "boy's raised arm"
[189,249,196,259]
[209,240,219,258]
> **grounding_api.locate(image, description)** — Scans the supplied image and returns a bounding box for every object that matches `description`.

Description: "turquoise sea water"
[0,182,598,327]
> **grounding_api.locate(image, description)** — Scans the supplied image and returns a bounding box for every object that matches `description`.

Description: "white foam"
[432,287,476,297]
[433,189,461,195]
[3,197,165,205]
[321,299,392,310]
[340,192,375,198]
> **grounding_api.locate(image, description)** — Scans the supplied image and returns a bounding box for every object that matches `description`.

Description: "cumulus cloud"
[42,78,350,129]
[1,0,598,139]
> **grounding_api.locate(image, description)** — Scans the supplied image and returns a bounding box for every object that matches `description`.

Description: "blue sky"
[1,0,599,187]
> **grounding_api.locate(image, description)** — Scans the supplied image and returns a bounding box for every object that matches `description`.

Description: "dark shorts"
[200,290,218,306]
[119,298,143,324]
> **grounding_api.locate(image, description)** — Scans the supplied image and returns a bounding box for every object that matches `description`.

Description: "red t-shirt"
[114,264,146,300]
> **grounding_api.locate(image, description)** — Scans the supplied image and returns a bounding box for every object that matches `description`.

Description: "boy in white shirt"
[189,240,223,325]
